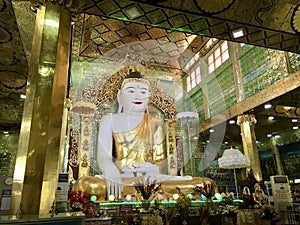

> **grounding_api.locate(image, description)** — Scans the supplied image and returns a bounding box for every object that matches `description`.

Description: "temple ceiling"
[0,0,300,150]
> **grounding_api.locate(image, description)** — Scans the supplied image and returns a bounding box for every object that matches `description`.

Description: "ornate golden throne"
[71,65,216,201]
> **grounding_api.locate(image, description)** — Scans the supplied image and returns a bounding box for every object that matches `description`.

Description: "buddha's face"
[118,81,149,113]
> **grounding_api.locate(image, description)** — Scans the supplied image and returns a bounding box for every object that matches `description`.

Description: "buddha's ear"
[117,92,121,103]
[117,93,123,113]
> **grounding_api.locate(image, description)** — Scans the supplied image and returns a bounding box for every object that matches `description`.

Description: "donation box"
[270,175,293,212]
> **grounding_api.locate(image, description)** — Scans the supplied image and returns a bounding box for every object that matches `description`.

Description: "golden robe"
[113,113,166,170]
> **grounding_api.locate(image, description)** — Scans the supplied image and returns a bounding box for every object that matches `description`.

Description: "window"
[207,41,229,73]
[183,53,199,72]
[186,66,201,92]
[184,53,201,92]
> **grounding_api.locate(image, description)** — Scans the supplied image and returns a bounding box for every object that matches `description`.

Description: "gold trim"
[237,113,257,126]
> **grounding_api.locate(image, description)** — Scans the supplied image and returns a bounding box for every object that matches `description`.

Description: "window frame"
[207,41,229,74]
[186,64,201,92]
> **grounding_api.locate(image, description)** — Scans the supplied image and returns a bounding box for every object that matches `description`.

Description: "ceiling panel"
[78,0,300,54]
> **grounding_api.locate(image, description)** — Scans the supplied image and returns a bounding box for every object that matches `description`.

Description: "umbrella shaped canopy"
[218,147,250,198]
[218,147,250,169]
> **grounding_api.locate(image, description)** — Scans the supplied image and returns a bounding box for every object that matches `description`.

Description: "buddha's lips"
[133,102,142,104]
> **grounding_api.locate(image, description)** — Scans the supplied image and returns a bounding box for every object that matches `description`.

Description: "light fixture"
[173,193,179,200]
[90,195,97,202]
[3,131,9,134]
[268,116,274,120]
[229,120,235,124]
[39,65,51,77]
[125,6,142,19]
[40,19,59,27]
[125,194,132,201]
[267,134,272,138]
[20,94,26,99]
[264,103,272,109]
[292,119,298,123]
[108,195,115,202]
[274,135,280,138]
[209,129,215,133]
[232,28,244,38]
[215,193,222,201]
[293,126,299,130]
[157,194,164,201]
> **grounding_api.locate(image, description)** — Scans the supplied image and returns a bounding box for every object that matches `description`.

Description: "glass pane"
[196,66,200,75]
[187,83,191,92]
[191,79,196,88]
[186,75,190,84]
[207,54,214,64]
[191,71,196,81]
[221,41,228,52]
[196,73,201,84]
[214,47,221,58]
[222,50,229,62]
[215,57,221,68]
[208,64,214,73]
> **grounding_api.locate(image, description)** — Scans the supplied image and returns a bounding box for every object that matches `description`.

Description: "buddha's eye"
[125,86,137,94]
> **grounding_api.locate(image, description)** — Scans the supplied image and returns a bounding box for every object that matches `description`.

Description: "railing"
[280,210,300,225]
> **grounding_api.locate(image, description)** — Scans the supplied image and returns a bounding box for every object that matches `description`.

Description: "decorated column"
[237,113,263,181]
[10,1,78,215]
[166,118,178,175]
[78,116,94,177]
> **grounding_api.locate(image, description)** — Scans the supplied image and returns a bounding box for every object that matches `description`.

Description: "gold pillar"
[10,3,72,215]
[237,113,263,181]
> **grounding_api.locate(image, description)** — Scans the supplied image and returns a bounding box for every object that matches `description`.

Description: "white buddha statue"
[73,70,216,201]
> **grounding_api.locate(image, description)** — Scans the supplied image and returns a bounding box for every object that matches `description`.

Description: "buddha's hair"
[125,70,143,79]
[120,70,150,92]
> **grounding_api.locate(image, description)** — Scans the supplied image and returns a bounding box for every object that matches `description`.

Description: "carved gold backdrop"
[69,63,184,178]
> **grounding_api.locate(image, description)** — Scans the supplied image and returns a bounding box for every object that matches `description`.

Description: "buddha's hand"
[103,166,123,199]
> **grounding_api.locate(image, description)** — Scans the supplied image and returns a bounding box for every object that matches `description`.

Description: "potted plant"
[69,190,89,212]
[134,177,161,209]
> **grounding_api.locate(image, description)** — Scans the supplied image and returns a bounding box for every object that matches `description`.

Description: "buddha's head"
[117,71,150,113]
